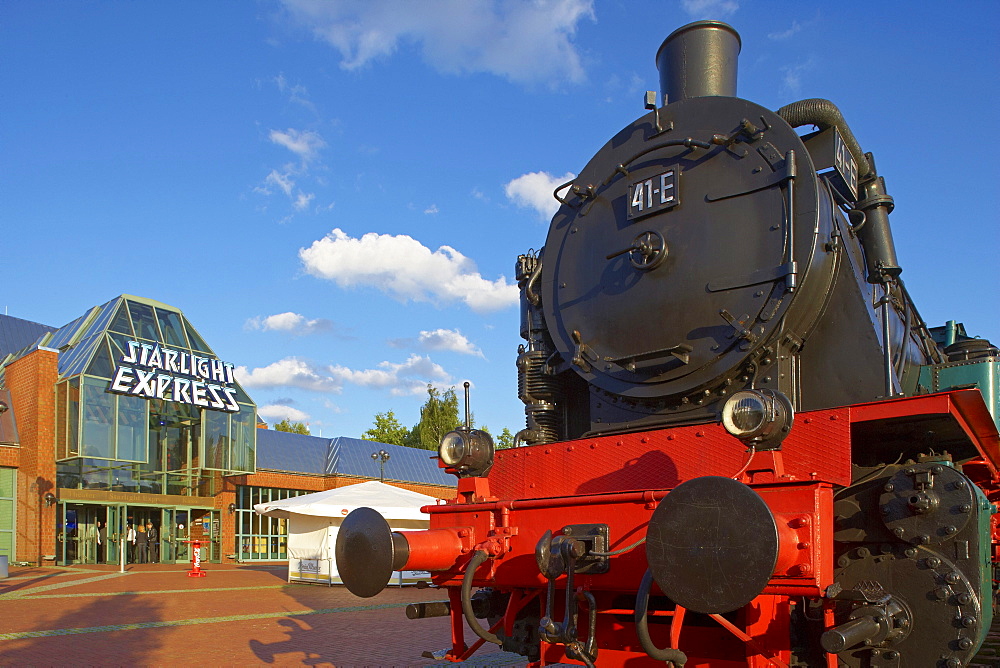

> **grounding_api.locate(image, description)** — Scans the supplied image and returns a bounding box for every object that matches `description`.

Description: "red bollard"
[184,539,207,577]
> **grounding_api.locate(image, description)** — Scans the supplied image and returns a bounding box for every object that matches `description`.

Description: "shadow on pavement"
[0,581,167,665]
[0,570,69,596]
[260,580,528,667]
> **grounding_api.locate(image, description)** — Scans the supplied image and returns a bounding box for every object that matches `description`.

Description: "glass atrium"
[44,295,256,496]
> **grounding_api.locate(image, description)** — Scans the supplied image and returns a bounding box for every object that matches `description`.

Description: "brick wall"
[5,349,58,564]
[0,445,20,468]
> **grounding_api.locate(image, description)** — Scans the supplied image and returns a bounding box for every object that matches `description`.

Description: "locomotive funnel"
[656,20,741,104]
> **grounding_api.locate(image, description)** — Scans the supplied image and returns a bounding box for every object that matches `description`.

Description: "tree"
[497,427,515,449]
[479,425,515,449]
[409,385,461,450]
[362,410,411,446]
[273,418,309,435]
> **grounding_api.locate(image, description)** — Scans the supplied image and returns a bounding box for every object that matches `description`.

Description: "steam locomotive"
[336,21,1000,667]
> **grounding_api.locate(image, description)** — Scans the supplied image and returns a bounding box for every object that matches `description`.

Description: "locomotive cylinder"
[655,19,741,103]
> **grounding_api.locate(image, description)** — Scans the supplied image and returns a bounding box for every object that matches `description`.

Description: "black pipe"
[776,98,870,178]
[777,99,901,282]
[461,550,501,646]
[656,20,741,104]
[635,569,688,666]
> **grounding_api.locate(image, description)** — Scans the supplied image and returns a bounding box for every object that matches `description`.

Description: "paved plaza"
[0,563,526,667]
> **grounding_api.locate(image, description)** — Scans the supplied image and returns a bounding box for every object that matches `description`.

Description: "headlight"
[439,431,467,466]
[721,389,793,449]
[438,428,495,477]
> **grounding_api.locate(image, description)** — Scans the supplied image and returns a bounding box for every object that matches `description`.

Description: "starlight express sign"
[108,340,240,413]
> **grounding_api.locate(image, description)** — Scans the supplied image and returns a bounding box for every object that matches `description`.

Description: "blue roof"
[255,430,455,487]
[0,314,56,359]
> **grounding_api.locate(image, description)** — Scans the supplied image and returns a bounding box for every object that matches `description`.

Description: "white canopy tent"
[254,481,440,586]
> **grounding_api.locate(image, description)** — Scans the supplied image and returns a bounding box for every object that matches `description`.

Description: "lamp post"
[371,449,390,482]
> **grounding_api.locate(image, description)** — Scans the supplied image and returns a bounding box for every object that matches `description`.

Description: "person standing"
[135,523,148,564]
[146,522,159,563]
[97,521,107,563]
[126,523,136,563]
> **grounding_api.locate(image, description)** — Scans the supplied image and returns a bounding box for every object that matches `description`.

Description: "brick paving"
[0,563,527,667]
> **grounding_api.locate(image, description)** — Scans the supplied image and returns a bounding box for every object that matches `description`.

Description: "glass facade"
[0,467,14,561]
[234,486,310,561]
[53,296,256,496]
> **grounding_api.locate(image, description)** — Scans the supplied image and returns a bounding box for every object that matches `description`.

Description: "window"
[234,486,310,561]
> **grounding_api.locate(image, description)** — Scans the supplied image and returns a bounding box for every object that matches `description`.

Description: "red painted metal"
[398,528,466,571]
[488,407,853,500]
[182,539,206,577]
[395,392,1000,665]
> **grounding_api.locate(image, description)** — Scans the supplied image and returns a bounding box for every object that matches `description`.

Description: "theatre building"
[0,295,454,566]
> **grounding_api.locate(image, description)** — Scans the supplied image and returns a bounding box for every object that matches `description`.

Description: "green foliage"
[479,425,514,449]
[362,410,411,446]
[409,385,462,450]
[365,386,513,452]
[497,427,515,449]
[273,418,310,435]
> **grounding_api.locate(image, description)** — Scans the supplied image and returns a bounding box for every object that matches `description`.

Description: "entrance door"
[127,507,163,564]
[64,504,103,564]
[106,505,126,565]
[174,509,189,563]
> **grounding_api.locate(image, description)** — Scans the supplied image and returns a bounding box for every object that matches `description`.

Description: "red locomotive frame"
[399,390,1000,666]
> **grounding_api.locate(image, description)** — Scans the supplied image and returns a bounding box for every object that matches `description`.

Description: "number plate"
[628,169,679,220]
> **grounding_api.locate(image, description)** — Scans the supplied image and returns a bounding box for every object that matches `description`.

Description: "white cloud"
[246,311,334,335]
[329,354,451,396]
[235,358,342,392]
[419,329,484,357]
[269,128,326,163]
[273,73,317,113]
[236,354,454,397]
[389,328,485,357]
[681,0,739,18]
[504,171,575,221]
[255,128,326,220]
[279,0,595,85]
[293,191,315,211]
[424,204,439,215]
[299,228,518,312]
[264,170,295,196]
[768,20,802,40]
[780,58,815,96]
[258,404,311,423]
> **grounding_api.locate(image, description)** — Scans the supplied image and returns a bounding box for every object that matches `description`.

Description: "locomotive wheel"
[832,544,983,666]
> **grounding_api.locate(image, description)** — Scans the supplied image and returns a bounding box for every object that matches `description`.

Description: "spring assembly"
[515,250,564,446]
[517,349,563,445]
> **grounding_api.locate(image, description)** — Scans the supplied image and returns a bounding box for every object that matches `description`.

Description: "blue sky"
[3,0,997,440]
